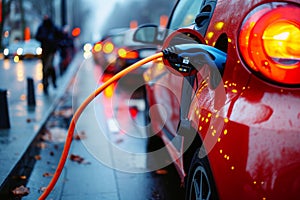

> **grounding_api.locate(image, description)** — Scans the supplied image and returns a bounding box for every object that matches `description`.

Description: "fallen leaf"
[37,142,47,149]
[43,172,54,177]
[12,185,30,197]
[26,118,36,123]
[70,154,84,164]
[69,154,91,165]
[34,155,42,160]
[41,129,51,141]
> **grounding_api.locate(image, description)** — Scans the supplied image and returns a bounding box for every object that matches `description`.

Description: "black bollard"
[0,89,10,129]
[27,78,36,107]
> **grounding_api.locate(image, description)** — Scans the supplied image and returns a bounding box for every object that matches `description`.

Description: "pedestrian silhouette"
[36,15,61,95]
[58,25,74,75]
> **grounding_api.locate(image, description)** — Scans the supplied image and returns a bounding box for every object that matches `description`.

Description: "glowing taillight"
[101,74,115,98]
[118,48,139,59]
[238,4,300,85]
[103,42,114,54]
[93,43,102,53]
[263,22,300,65]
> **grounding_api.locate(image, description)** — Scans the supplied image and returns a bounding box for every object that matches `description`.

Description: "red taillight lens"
[239,3,300,85]
[93,42,102,53]
[118,48,139,59]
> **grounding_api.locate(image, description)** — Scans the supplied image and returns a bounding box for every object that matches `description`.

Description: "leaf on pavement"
[43,172,54,177]
[34,155,42,160]
[70,154,84,164]
[26,118,36,123]
[12,185,30,197]
[70,154,90,165]
[37,142,47,149]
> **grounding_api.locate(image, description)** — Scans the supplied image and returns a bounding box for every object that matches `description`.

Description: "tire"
[185,148,218,200]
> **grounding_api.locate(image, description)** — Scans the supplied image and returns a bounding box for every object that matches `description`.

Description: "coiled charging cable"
[39,52,163,200]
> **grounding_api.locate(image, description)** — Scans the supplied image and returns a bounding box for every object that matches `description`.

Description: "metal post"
[27,78,36,107]
[61,0,67,26]
[0,89,10,129]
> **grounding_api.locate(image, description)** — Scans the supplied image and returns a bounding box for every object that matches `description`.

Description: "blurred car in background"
[3,41,20,59]
[3,39,42,60]
[92,28,158,75]
[21,39,43,59]
[92,27,158,95]
[134,0,300,199]
[92,28,128,73]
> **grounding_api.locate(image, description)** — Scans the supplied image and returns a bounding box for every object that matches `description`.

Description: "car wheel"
[185,148,218,200]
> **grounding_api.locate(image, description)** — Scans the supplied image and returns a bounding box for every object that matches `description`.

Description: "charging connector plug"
[162,43,227,77]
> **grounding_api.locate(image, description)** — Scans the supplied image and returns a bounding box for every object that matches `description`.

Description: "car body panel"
[21,39,43,59]
[142,0,300,199]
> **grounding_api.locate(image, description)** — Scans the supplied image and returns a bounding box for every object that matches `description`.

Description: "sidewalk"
[23,58,120,199]
[0,53,186,199]
[0,52,84,195]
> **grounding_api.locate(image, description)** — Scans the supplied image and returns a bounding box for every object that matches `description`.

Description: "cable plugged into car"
[162,43,226,76]
[162,43,227,89]
[39,42,225,199]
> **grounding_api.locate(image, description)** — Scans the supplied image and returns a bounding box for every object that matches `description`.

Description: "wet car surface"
[135,0,300,199]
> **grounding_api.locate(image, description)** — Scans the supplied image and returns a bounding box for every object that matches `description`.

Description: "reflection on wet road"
[23,57,184,199]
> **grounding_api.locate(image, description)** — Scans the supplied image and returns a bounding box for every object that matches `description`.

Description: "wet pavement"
[1,56,185,199]
[0,53,83,198]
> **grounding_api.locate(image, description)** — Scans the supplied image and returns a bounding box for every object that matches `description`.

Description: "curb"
[0,52,84,197]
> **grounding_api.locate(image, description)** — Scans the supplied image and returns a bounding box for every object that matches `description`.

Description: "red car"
[134,0,300,199]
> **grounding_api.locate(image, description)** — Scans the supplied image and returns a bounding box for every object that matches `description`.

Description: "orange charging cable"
[39,52,163,200]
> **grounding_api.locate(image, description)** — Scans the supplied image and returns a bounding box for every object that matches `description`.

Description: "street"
[19,56,184,200]
[0,0,181,199]
[2,0,300,199]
